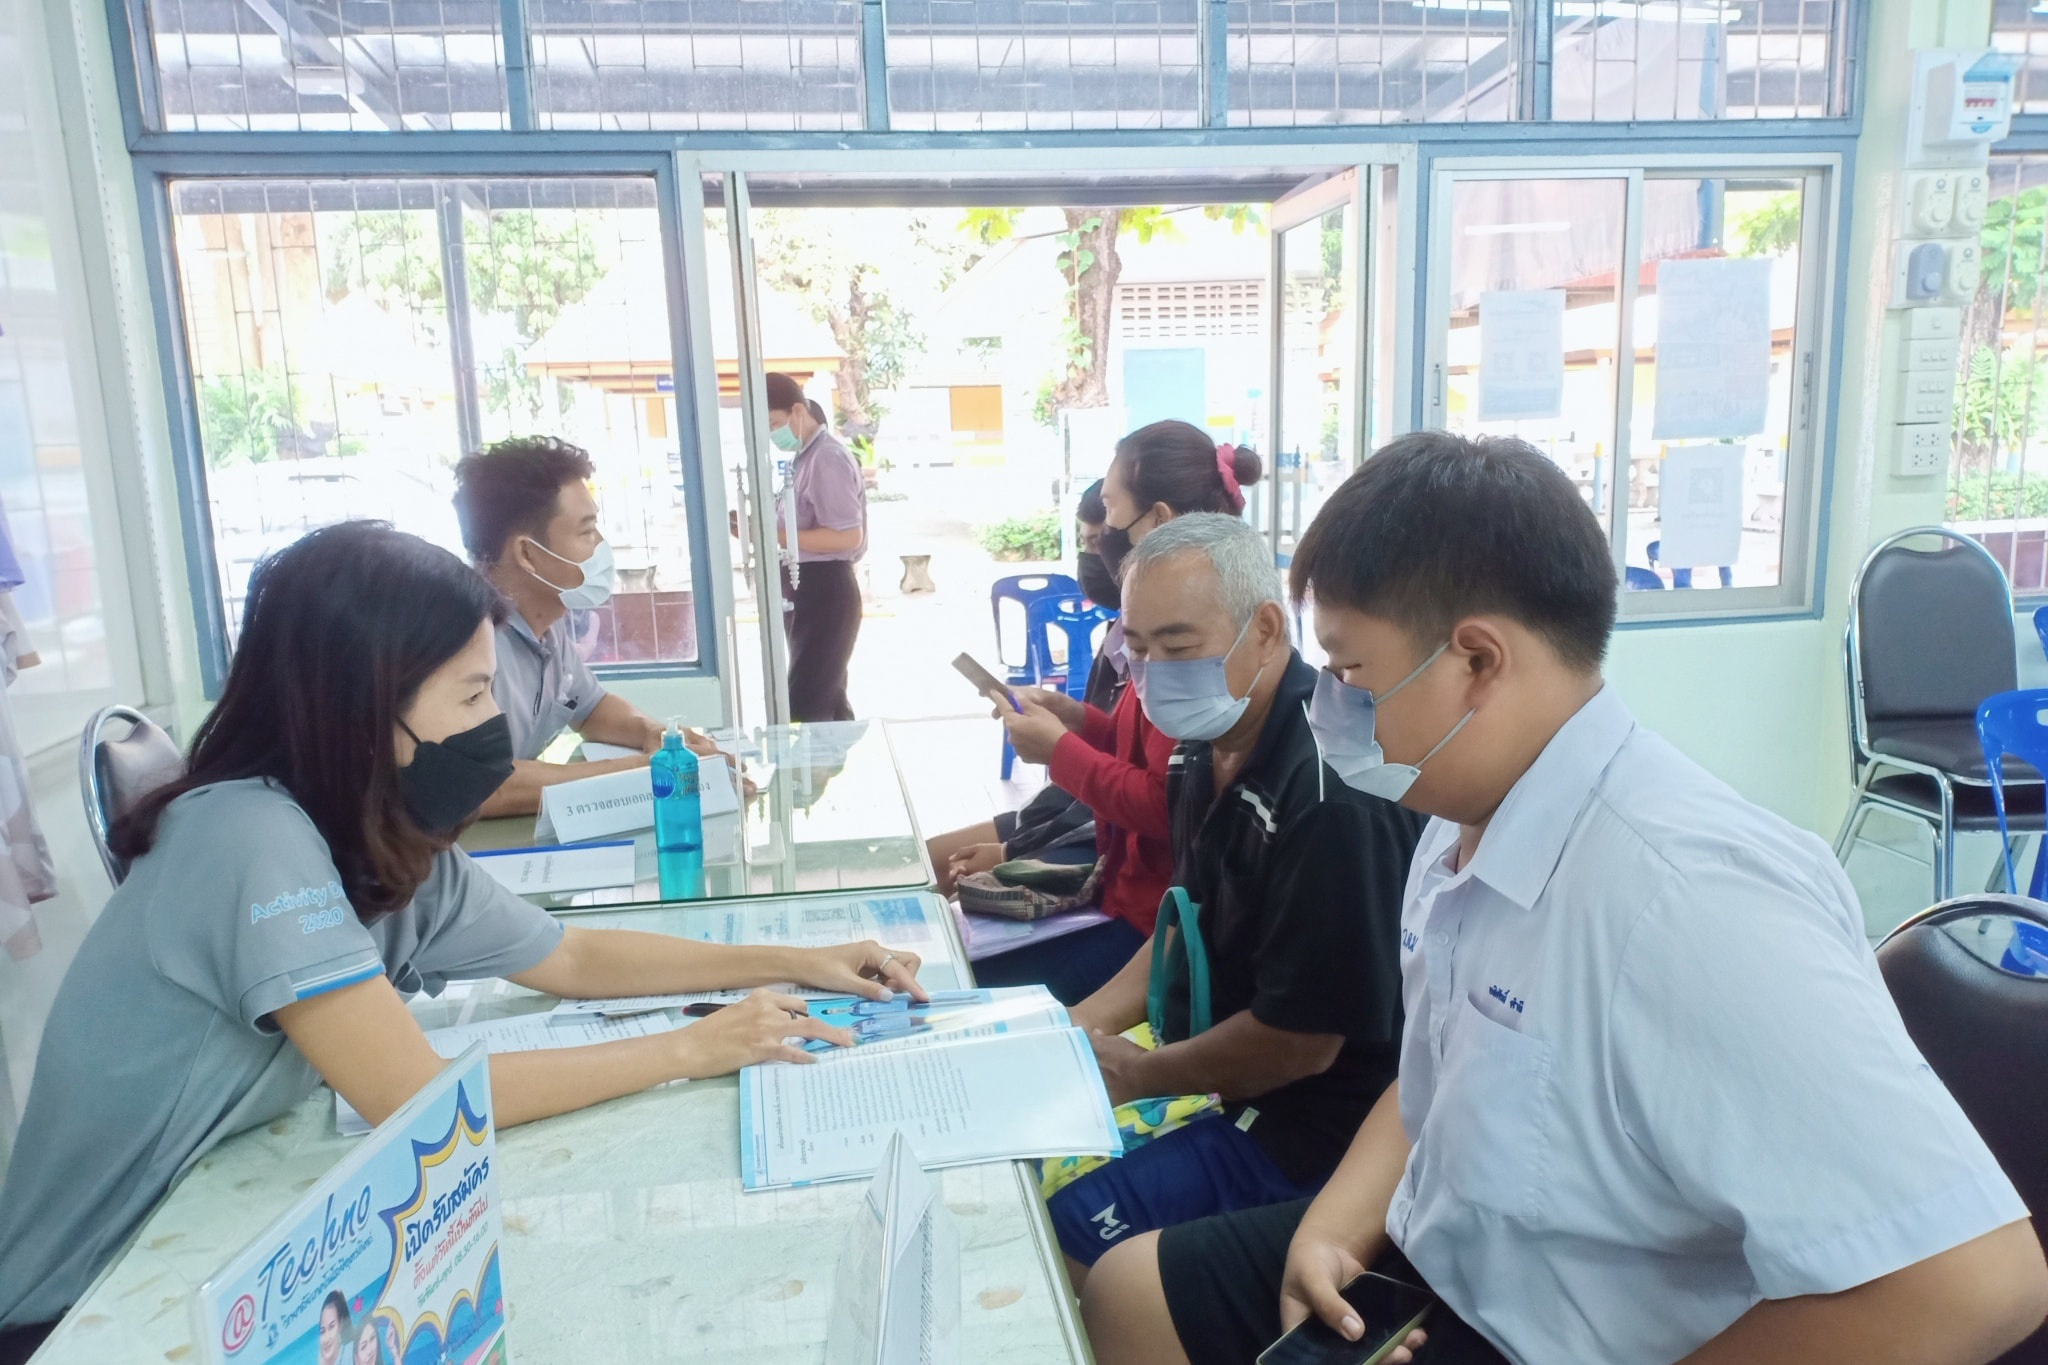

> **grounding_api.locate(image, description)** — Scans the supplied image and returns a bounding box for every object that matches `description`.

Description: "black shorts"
[1156,1199,1511,1365]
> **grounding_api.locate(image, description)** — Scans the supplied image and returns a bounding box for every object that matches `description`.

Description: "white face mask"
[1127,617,1267,742]
[525,537,615,610]
[1307,643,1472,802]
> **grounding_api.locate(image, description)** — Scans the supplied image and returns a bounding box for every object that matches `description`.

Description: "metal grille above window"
[885,0,1203,131]
[528,0,864,131]
[1226,0,1521,126]
[141,0,511,131]
[1550,0,1850,122]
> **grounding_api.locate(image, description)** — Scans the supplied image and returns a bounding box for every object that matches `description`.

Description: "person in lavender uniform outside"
[765,373,867,722]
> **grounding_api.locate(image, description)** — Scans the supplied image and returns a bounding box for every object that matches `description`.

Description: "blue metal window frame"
[107,0,1869,690]
[136,150,722,693]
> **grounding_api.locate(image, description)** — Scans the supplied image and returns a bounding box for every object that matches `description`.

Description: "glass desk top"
[461,721,934,911]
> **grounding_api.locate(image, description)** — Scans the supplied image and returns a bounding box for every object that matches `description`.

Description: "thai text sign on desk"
[192,1048,506,1365]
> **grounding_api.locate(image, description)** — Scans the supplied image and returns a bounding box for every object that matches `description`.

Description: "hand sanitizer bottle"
[649,719,703,900]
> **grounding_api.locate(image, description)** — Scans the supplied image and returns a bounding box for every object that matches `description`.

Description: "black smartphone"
[951,653,1021,711]
[1254,1274,1436,1365]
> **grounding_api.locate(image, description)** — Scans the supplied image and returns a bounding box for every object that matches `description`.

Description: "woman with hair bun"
[972,421,1263,1004]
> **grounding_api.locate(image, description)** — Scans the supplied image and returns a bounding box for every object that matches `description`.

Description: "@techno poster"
[193,1046,508,1365]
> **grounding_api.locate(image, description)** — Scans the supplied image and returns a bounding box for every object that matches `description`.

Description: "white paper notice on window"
[1477,289,1566,422]
[1652,258,1774,441]
[1656,446,1746,570]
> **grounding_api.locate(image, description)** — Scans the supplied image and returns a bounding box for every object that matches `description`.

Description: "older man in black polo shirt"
[1048,513,1425,1284]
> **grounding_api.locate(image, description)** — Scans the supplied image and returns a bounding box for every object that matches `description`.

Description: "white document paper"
[739,1027,1122,1190]
[1653,257,1774,440]
[824,1132,961,1365]
[1656,445,1746,570]
[1478,289,1566,421]
[579,740,642,762]
[469,839,636,895]
[958,906,1112,962]
[335,1010,680,1134]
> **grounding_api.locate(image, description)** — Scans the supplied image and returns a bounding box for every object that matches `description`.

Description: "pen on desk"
[682,1002,727,1017]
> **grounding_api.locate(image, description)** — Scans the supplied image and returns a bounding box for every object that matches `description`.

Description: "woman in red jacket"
[969,421,1264,1003]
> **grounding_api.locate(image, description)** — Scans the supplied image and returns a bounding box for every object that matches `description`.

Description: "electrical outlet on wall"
[1893,423,1948,476]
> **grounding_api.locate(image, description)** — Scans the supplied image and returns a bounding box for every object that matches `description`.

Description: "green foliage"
[1957,343,2048,457]
[958,208,1021,248]
[1728,192,1803,258]
[977,512,1063,561]
[1980,187,2048,318]
[1947,471,2048,522]
[325,208,604,342]
[849,433,877,467]
[1203,204,1263,234]
[1032,374,1060,429]
[197,369,300,466]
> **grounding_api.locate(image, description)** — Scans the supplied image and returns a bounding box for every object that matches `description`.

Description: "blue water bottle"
[649,720,703,900]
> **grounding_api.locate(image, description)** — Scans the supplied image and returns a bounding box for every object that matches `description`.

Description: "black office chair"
[1837,527,2044,900]
[76,704,182,885]
[1877,896,2048,1363]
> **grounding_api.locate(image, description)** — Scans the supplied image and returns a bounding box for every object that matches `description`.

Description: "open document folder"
[739,1024,1123,1190]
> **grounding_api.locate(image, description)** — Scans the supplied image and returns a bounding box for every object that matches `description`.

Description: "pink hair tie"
[1215,443,1244,513]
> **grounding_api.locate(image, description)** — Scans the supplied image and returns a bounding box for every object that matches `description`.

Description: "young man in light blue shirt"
[1080,432,2048,1365]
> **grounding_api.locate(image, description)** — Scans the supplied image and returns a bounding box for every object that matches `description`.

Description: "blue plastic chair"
[1624,566,1665,591]
[1976,689,2048,897]
[2033,604,2048,663]
[997,593,1117,779]
[990,573,1079,674]
[1647,539,1732,590]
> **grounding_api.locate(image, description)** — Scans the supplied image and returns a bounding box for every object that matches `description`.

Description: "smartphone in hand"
[1255,1274,1435,1365]
[951,653,1021,711]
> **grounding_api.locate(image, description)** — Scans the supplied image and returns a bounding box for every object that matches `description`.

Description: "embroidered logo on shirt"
[1487,984,1526,1015]
[249,880,346,925]
[1402,929,1419,952]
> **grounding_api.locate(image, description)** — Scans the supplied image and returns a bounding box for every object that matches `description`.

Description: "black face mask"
[1099,515,1142,578]
[397,714,515,835]
[1077,549,1120,609]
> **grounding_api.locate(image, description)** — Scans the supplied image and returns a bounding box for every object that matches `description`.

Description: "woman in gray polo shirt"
[0,522,923,1357]
[765,374,867,721]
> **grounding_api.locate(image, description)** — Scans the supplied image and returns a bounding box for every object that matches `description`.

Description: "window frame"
[1419,150,1845,625]
[133,151,724,693]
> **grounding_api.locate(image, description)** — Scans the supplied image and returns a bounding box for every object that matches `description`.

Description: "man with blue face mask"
[1081,434,2048,1365]
[1047,513,1426,1288]
[454,436,725,818]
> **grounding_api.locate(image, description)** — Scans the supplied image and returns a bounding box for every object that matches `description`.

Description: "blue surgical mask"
[1128,618,1266,742]
[1307,643,1472,802]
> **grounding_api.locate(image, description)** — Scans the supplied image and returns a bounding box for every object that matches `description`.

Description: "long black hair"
[113,522,506,918]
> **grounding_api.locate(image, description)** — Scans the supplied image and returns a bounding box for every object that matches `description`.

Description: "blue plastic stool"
[1976,689,2048,897]
[2032,604,2048,664]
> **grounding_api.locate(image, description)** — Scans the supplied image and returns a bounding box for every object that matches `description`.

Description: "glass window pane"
[1994,0,2048,115]
[168,175,700,667]
[1624,178,1805,592]
[1274,203,1357,557]
[1552,0,1846,121]
[463,178,700,665]
[143,0,510,131]
[1947,155,2048,594]
[1441,177,1628,539]
[1228,0,1519,126]
[887,1,1201,131]
[1,5,118,711]
[530,1,863,131]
